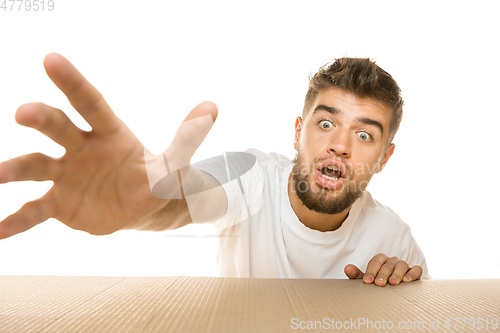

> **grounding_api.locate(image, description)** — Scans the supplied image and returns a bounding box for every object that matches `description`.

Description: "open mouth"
[314,160,346,190]
[320,165,342,181]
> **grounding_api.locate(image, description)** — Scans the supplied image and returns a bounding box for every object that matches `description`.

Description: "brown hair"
[303,58,403,144]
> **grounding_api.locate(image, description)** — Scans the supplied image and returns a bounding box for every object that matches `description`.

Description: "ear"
[293,117,303,151]
[376,143,395,173]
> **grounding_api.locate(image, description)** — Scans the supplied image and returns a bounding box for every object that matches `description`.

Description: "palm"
[50,127,155,234]
[0,53,217,238]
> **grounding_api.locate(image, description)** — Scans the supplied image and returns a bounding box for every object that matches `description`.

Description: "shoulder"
[357,191,411,234]
[354,192,425,261]
[243,148,293,172]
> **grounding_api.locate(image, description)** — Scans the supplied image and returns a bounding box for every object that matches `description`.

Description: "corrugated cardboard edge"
[1,276,499,332]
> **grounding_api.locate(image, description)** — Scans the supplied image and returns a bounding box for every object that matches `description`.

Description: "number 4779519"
[444,318,499,330]
[1,0,54,11]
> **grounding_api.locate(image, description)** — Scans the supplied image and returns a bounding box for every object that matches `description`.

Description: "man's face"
[292,87,395,215]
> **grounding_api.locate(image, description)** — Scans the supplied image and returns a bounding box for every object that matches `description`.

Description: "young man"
[0,54,428,286]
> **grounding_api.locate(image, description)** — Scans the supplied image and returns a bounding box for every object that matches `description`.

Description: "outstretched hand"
[344,253,423,286]
[0,53,217,238]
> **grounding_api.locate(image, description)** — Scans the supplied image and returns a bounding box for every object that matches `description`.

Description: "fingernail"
[377,277,384,283]
[390,276,398,283]
[403,274,411,282]
[364,275,374,283]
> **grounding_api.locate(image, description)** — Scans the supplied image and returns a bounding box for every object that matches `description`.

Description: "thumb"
[143,102,217,199]
[165,101,218,171]
[344,264,364,279]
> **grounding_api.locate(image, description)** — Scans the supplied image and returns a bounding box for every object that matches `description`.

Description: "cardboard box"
[1,276,499,332]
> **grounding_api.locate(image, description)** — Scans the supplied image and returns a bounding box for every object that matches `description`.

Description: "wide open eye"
[357,131,373,141]
[319,120,333,129]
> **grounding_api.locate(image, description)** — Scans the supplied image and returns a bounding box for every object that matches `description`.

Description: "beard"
[291,148,369,215]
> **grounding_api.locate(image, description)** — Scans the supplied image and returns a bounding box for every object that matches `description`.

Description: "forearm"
[123,166,226,232]
[128,199,193,231]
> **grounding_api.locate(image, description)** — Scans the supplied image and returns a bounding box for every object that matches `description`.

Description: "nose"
[327,128,351,157]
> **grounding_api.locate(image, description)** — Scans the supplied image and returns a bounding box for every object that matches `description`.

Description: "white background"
[0,0,499,279]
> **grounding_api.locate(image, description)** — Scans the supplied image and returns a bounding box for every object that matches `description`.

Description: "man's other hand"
[344,253,423,286]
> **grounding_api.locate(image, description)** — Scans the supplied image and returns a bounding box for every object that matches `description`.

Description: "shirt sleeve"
[404,233,432,279]
[192,151,265,233]
[362,200,432,280]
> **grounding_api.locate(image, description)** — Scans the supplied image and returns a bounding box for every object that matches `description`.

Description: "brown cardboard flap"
[1,276,499,332]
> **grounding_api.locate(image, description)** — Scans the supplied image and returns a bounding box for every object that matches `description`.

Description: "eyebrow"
[312,104,384,135]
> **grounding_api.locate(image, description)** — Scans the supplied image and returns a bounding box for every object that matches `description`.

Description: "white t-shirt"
[194,149,429,279]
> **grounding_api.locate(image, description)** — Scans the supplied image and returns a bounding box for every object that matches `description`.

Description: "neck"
[287,172,351,232]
